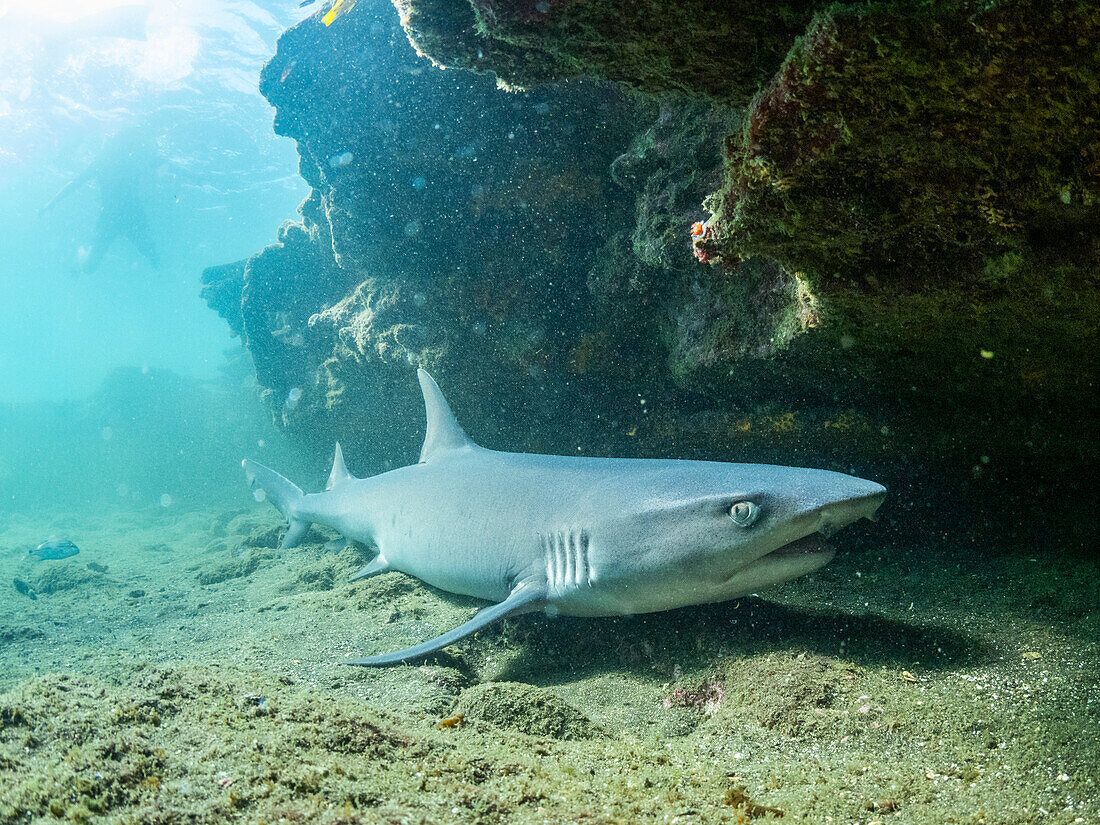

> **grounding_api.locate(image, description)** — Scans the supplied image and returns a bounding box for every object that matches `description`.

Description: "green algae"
[708,0,1100,286]
[194,551,267,586]
[396,0,844,104]
[453,681,604,740]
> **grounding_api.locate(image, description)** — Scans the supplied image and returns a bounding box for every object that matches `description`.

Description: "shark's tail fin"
[242,459,311,548]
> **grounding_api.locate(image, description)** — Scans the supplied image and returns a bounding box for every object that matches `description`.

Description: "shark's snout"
[724,477,886,590]
[816,484,887,537]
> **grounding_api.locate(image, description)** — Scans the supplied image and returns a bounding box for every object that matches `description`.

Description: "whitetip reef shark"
[243,369,886,666]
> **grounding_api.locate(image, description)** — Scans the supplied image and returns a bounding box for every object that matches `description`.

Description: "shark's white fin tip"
[326,442,353,490]
[417,369,475,463]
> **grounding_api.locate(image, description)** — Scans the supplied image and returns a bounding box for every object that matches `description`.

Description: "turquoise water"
[0,3,308,405]
[0,2,312,514]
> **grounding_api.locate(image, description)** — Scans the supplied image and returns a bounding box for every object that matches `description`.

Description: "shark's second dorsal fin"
[326,443,353,490]
[418,369,474,463]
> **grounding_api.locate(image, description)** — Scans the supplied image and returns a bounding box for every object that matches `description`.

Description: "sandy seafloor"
[0,499,1096,825]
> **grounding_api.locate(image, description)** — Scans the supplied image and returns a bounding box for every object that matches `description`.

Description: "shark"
[243,369,886,666]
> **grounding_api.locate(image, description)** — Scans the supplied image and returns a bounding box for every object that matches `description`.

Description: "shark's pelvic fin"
[242,459,311,549]
[343,581,546,666]
[417,369,475,463]
[349,554,391,582]
[326,442,353,490]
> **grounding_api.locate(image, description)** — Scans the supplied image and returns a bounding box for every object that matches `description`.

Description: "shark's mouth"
[767,533,835,560]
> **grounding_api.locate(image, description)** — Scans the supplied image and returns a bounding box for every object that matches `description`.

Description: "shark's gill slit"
[543,529,591,591]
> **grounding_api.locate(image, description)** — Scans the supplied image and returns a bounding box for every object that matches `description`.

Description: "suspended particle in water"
[160,494,173,508]
[257,439,266,448]
[253,489,267,503]
[328,151,354,169]
[101,426,113,441]
[404,219,421,236]
[411,176,427,190]
[533,101,550,115]
[285,386,302,410]
[535,0,550,12]
[470,184,486,199]
[471,321,486,336]
[413,292,427,307]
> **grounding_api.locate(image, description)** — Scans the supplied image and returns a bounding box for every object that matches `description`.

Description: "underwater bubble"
[77,246,90,266]
[411,176,427,189]
[253,489,267,503]
[116,483,130,499]
[404,219,421,236]
[101,426,113,441]
[839,334,855,350]
[533,101,550,115]
[471,321,486,336]
[160,494,173,508]
[413,292,427,307]
[328,151,354,169]
[535,0,550,12]
[285,386,302,410]
[257,439,266,448]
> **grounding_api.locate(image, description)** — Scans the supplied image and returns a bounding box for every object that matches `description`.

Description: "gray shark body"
[244,370,886,666]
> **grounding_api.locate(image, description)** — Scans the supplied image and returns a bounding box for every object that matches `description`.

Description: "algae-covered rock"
[393,0,841,104]
[704,0,1100,284]
[28,564,107,597]
[195,551,270,586]
[453,681,603,739]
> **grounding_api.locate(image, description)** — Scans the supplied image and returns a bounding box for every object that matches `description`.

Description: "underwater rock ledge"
[205,0,1098,549]
[391,0,844,104]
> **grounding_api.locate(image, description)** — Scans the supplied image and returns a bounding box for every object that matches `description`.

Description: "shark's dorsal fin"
[418,369,474,462]
[326,442,353,490]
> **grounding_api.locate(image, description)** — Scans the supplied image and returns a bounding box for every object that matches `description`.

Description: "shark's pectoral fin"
[343,581,547,667]
[327,537,370,554]
[349,554,391,582]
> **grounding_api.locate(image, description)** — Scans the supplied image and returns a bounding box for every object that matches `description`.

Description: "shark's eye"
[729,501,759,527]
